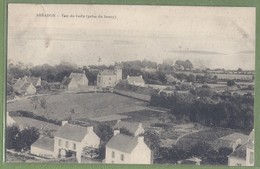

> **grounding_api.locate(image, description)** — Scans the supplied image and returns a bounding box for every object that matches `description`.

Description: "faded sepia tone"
[6,4,255,165]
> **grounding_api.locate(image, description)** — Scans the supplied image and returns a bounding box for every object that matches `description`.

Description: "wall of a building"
[105,147,131,164]
[131,141,151,164]
[228,157,246,166]
[30,146,55,158]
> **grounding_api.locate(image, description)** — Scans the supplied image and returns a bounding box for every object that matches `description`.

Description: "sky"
[8,4,256,69]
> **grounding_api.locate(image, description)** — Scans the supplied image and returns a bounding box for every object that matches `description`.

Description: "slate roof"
[106,134,138,153]
[31,137,54,151]
[61,77,73,86]
[20,82,31,91]
[13,78,26,90]
[29,77,41,86]
[13,76,41,90]
[113,121,141,135]
[54,123,89,142]
[69,73,84,81]
[127,76,145,84]
[228,143,247,159]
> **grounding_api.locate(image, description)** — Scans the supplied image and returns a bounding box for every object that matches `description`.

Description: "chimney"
[83,70,86,74]
[114,129,120,136]
[87,126,93,133]
[127,75,130,79]
[137,136,144,143]
[62,121,68,126]
[140,75,142,78]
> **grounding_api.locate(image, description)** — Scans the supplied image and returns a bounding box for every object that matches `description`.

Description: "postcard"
[5,3,255,166]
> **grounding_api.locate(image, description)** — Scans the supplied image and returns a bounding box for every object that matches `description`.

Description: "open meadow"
[7,92,148,121]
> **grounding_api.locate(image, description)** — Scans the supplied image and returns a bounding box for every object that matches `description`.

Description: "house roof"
[61,77,73,86]
[69,72,84,81]
[113,121,141,135]
[29,77,41,86]
[20,82,31,91]
[31,137,54,151]
[13,78,26,90]
[127,76,145,84]
[54,123,89,142]
[228,143,247,160]
[13,76,40,90]
[106,134,138,153]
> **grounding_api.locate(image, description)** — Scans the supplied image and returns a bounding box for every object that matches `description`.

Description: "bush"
[6,125,20,149]
[6,125,40,151]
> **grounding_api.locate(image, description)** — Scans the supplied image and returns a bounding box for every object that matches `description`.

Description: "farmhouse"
[13,76,40,95]
[15,82,36,95]
[97,66,122,88]
[61,71,89,90]
[228,129,254,166]
[105,125,151,164]
[53,122,100,163]
[31,122,100,163]
[126,75,145,87]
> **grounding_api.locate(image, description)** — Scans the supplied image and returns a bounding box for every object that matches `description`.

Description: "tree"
[95,124,113,143]
[82,146,99,158]
[187,74,196,82]
[6,125,20,149]
[15,127,40,151]
[227,80,236,86]
[143,130,161,159]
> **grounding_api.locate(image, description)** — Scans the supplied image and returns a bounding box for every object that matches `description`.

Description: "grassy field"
[7,93,148,121]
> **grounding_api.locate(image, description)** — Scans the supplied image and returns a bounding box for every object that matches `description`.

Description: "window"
[65,141,69,148]
[112,151,115,158]
[121,154,124,161]
[73,143,76,150]
[250,152,254,164]
[58,139,62,146]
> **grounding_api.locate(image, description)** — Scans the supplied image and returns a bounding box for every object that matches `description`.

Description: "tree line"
[151,87,254,131]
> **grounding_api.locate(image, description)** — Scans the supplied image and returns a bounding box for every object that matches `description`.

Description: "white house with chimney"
[105,121,151,164]
[228,129,254,166]
[61,71,89,90]
[30,121,100,163]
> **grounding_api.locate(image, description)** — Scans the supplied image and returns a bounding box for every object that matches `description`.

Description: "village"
[6,58,255,166]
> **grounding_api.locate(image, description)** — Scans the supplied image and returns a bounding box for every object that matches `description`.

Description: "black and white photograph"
[6,4,255,165]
